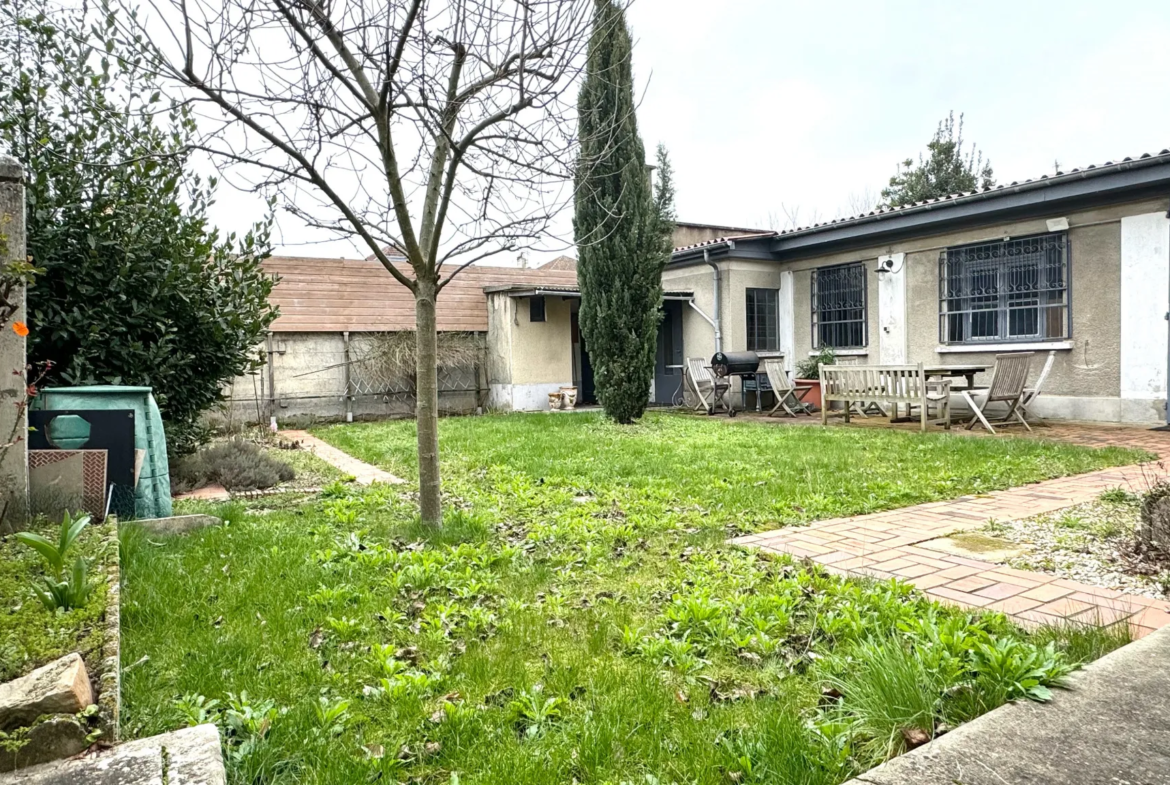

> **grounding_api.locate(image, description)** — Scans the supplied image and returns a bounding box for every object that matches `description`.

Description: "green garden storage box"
[34,386,173,518]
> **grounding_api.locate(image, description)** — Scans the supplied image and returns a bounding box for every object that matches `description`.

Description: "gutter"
[705,246,724,352]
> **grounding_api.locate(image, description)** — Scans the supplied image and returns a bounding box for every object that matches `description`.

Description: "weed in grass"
[1031,616,1134,663]
[1100,486,1138,504]
[120,414,1142,785]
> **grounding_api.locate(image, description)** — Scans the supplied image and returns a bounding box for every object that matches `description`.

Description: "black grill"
[711,351,760,378]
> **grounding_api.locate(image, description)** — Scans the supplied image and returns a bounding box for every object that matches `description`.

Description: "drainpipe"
[704,248,722,353]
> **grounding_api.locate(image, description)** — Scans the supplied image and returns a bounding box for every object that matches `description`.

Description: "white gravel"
[980,498,1170,599]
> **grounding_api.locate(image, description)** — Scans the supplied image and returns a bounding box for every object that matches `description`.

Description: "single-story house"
[661,150,1170,424]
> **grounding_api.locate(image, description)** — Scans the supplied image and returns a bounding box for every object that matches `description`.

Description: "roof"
[671,148,1170,263]
[539,255,577,272]
[484,283,694,300]
[263,255,577,332]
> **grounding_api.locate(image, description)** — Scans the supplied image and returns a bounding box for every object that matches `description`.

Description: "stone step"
[0,724,225,785]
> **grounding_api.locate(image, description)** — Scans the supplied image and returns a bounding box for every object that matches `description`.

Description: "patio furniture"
[685,357,732,416]
[960,352,1035,434]
[762,358,813,417]
[820,363,952,432]
[1021,350,1057,423]
[888,363,992,422]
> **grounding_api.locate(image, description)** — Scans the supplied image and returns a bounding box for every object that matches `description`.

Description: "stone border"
[96,518,120,743]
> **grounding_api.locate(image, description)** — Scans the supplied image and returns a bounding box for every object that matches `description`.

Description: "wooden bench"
[819,363,952,432]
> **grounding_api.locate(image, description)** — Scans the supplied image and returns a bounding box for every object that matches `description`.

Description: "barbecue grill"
[709,351,763,417]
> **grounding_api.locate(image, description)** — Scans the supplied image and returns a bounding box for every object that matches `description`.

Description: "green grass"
[119,413,1144,785]
[0,517,112,683]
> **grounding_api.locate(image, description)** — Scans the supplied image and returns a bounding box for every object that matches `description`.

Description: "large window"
[812,262,867,349]
[746,288,779,351]
[939,233,1068,345]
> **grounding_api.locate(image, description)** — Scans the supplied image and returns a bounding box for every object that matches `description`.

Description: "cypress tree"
[574,0,671,424]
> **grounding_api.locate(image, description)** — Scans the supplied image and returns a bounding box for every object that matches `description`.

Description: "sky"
[204,0,1170,259]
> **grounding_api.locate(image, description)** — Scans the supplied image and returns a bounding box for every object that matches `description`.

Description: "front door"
[653,300,684,405]
[571,309,596,405]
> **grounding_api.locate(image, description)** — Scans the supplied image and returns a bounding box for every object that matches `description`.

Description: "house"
[221,254,582,424]
[661,150,1170,424]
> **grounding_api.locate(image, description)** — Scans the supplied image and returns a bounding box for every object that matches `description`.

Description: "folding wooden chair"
[1021,350,1056,425]
[961,353,1035,434]
[763,358,813,417]
[685,357,731,415]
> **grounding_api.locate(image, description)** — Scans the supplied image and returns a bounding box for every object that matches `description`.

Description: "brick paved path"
[281,430,405,485]
[731,421,1170,637]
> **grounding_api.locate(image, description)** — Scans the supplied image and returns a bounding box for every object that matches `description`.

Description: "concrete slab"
[0,724,225,785]
[845,625,1170,785]
[132,514,222,535]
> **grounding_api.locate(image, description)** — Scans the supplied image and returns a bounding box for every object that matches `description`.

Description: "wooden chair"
[763,358,813,417]
[685,357,731,415]
[961,353,1035,434]
[1021,350,1056,424]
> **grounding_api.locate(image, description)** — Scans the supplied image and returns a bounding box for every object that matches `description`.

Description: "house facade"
[662,151,1170,425]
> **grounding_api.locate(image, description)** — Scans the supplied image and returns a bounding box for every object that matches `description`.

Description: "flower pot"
[548,391,564,410]
[560,386,578,409]
[797,379,822,411]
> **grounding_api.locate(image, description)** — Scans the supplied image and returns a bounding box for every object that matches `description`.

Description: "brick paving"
[730,420,1170,637]
[280,430,405,485]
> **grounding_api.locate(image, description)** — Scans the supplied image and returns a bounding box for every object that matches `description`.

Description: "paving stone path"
[732,421,1170,637]
[281,430,405,486]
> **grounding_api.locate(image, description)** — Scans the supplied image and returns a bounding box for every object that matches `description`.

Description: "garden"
[114,413,1146,785]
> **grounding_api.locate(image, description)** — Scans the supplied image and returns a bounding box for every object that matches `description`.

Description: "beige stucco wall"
[484,292,574,410]
[667,196,1170,423]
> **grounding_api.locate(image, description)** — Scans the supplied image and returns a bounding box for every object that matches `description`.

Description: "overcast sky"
[206,0,1170,259]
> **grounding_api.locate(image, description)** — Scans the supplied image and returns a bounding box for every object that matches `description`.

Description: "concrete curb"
[844,624,1170,784]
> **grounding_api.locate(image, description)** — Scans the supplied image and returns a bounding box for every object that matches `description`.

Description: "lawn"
[120,413,1144,785]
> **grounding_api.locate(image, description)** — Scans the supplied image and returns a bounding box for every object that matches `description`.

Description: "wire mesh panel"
[939,233,1068,345]
[812,262,867,349]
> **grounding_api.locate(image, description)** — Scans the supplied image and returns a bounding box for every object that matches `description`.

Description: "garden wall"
[214,331,483,429]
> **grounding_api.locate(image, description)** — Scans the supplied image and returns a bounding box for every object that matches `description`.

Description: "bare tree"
[101,0,596,524]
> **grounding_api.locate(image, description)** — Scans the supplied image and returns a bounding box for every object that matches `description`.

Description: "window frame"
[811,261,868,350]
[529,295,546,323]
[938,232,1070,346]
[745,287,780,352]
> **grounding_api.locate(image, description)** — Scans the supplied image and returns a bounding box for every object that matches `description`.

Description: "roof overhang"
[484,284,693,301]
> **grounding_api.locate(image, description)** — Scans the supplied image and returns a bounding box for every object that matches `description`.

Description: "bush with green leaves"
[170,440,295,493]
[16,511,93,611]
[796,347,836,381]
[0,1,277,455]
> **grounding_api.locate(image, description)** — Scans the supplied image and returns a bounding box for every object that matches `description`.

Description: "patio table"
[888,363,990,421]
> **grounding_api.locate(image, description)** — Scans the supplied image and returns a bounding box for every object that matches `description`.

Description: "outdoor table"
[888,363,990,422]
[666,364,685,406]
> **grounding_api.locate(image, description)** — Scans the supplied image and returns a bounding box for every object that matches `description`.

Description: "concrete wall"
[0,157,26,531]
[668,197,1170,424]
[485,292,574,411]
[216,331,481,428]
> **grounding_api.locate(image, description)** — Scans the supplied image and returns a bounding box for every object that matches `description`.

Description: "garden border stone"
[844,623,1170,785]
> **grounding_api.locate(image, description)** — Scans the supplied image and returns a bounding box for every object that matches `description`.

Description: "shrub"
[796,347,836,380]
[171,441,295,493]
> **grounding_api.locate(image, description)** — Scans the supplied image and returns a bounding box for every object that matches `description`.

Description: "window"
[529,295,546,322]
[746,288,779,351]
[812,262,867,349]
[939,233,1068,344]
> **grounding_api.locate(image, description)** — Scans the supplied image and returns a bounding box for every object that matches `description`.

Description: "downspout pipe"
[704,248,722,353]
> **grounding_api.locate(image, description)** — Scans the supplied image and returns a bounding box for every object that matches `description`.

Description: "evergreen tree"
[881,112,995,208]
[574,0,669,424]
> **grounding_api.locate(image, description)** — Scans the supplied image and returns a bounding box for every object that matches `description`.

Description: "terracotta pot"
[548,391,564,410]
[560,386,578,409]
[797,379,822,410]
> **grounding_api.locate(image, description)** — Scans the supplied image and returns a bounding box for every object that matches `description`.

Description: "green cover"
[33,386,172,518]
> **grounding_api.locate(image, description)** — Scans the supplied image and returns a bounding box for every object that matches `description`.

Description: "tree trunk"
[415,278,442,526]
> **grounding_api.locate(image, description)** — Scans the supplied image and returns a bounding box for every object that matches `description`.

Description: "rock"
[0,723,225,784]
[132,514,222,536]
[0,654,93,732]
[0,717,89,773]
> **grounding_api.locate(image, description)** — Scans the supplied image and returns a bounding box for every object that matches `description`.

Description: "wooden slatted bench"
[819,363,952,432]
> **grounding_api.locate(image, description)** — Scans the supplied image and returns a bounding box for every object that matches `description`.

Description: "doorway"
[653,300,684,405]
[571,307,596,405]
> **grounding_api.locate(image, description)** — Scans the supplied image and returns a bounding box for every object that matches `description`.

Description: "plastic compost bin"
[34,386,173,519]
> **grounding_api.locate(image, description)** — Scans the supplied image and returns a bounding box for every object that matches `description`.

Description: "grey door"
[653,301,684,405]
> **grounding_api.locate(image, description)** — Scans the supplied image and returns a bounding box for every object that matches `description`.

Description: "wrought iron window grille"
[812,262,867,349]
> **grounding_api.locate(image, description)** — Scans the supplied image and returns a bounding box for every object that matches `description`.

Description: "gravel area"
[980,494,1170,599]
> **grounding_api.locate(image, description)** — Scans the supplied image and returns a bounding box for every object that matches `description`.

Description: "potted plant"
[795,347,836,410]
